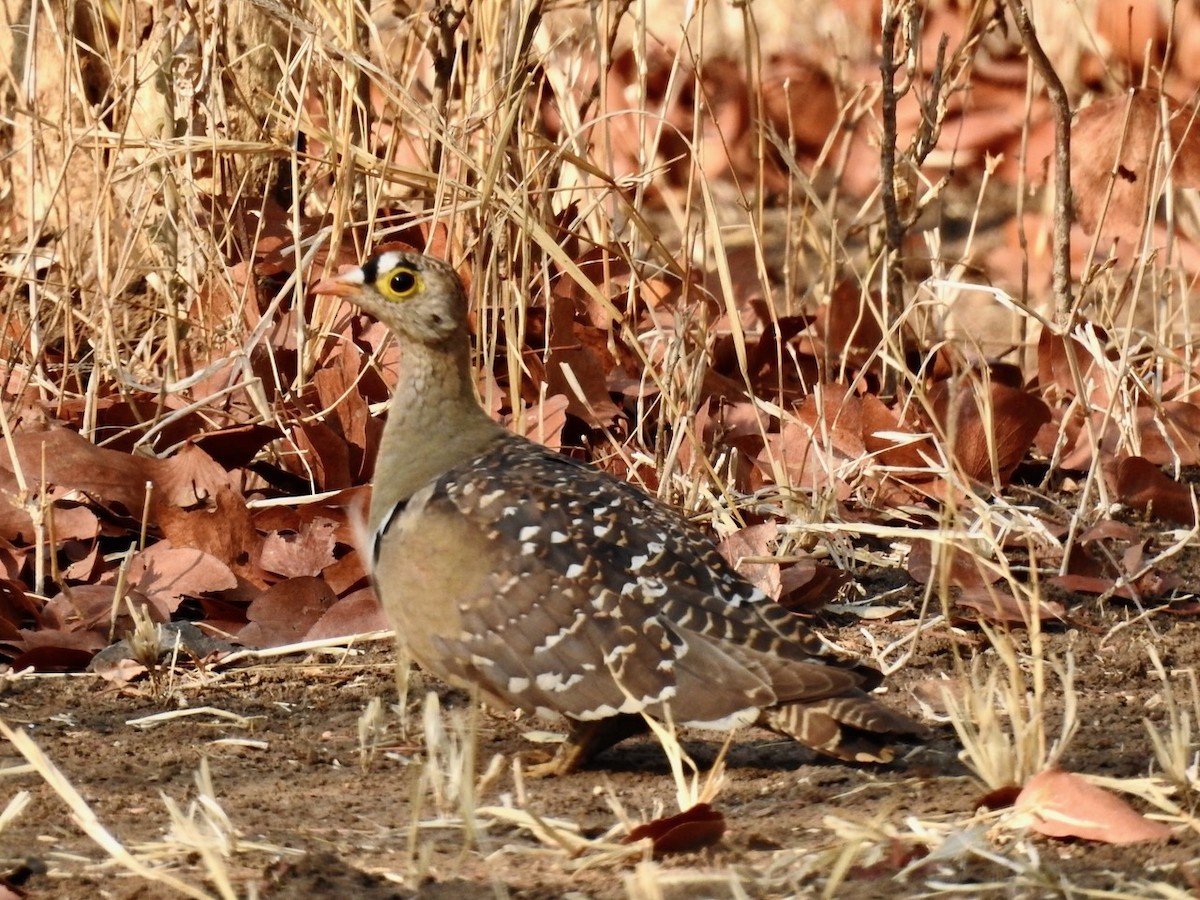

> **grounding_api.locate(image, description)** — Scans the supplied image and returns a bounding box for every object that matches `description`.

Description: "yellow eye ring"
[385,266,420,299]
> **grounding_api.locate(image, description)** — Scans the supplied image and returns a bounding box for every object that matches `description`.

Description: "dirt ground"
[3,589,1199,899]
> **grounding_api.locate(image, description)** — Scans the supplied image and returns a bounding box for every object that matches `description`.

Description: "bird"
[314,250,925,775]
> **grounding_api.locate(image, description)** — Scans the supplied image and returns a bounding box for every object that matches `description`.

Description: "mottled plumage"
[315,251,923,774]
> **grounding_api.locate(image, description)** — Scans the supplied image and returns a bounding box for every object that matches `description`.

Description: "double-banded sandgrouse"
[315,251,924,775]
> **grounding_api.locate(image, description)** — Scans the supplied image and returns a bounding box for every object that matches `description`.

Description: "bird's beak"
[312,266,366,297]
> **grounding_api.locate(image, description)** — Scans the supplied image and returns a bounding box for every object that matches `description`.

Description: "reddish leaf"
[304,588,388,641]
[292,420,353,490]
[127,543,238,617]
[155,487,263,582]
[0,579,42,631]
[795,384,866,461]
[927,379,1051,486]
[717,523,780,599]
[543,303,624,428]
[1138,402,1200,467]
[976,784,1022,811]
[761,53,839,156]
[260,518,339,579]
[148,444,236,511]
[776,561,853,613]
[1036,326,1111,405]
[810,281,885,372]
[956,586,1065,627]
[860,394,937,473]
[1072,89,1200,240]
[8,644,98,672]
[2,428,152,517]
[1113,456,1196,525]
[1015,769,1172,844]
[1078,520,1141,543]
[190,424,283,470]
[623,802,726,856]
[241,577,337,648]
[40,584,125,633]
[907,540,1000,590]
[516,394,569,450]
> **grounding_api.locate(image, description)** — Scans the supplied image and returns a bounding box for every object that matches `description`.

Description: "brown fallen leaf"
[155,486,264,583]
[907,539,1000,590]
[1014,769,1173,844]
[976,784,1022,812]
[717,522,780,600]
[127,542,238,618]
[623,802,726,856]
[1072,88,1200,241]
[304,588,388,641]
[956,585,1066,627]
[2,427,152,517]
[240,576,337,648]
[927,378,1051,487]
[1113,456,1196,525]
[260,518,339,579]
[775,560,853,613]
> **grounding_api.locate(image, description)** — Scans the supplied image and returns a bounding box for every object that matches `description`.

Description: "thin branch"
[1008,0,1074,320]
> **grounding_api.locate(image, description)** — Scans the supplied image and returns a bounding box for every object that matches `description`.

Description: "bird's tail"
[761,691,926,763]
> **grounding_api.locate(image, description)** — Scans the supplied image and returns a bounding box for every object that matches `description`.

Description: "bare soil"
[3,598,1199,899]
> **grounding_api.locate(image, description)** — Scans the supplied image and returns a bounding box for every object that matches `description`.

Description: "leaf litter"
[4,0,1200,896]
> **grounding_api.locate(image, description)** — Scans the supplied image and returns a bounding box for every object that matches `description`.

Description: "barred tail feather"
[762,692,926,763]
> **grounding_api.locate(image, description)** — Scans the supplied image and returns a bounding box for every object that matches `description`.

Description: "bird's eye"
[388,268,418,297]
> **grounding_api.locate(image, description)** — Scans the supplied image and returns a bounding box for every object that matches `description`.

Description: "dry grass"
[3,0,1200,895]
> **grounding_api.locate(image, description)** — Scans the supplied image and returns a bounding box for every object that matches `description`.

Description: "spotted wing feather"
[380,436,885,735]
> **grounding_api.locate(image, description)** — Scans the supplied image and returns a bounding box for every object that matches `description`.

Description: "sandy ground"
[3,589,1199,898]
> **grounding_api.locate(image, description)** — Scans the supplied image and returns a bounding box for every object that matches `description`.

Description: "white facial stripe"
[375,250,405,272]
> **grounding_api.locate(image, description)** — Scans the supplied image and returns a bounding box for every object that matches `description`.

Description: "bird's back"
[373,430,911,751]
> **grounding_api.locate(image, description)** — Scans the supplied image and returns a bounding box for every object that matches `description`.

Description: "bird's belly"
[371,520,493,677]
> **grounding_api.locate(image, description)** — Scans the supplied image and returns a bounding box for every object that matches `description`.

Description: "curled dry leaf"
[775,561,853,613]
[976,784,1022,812]
[1014,769,1172,845]
[1054,519,1181,601]
[1071,88,1200,241]
[303,588,388,642]
[926,378,1051,486]
[260,518,339,579]
[240,576,337,648]
[189,423,284,470]
[907,539,1001,590]
[127,542,238,618]
[717,522,781,600]
[956,585,1065,627]
[1113,456,1196,525]
[0,578,42,634]
[623,802,726,856]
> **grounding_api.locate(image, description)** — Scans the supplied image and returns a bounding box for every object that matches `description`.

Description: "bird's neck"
[369,338,504,530]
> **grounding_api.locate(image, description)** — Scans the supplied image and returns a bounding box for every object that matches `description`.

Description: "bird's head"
[314,251,469,344]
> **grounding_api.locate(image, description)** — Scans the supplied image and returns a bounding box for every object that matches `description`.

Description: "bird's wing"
[376,436,869,726]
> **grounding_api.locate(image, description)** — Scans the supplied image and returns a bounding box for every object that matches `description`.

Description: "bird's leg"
[524,715,649,778]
